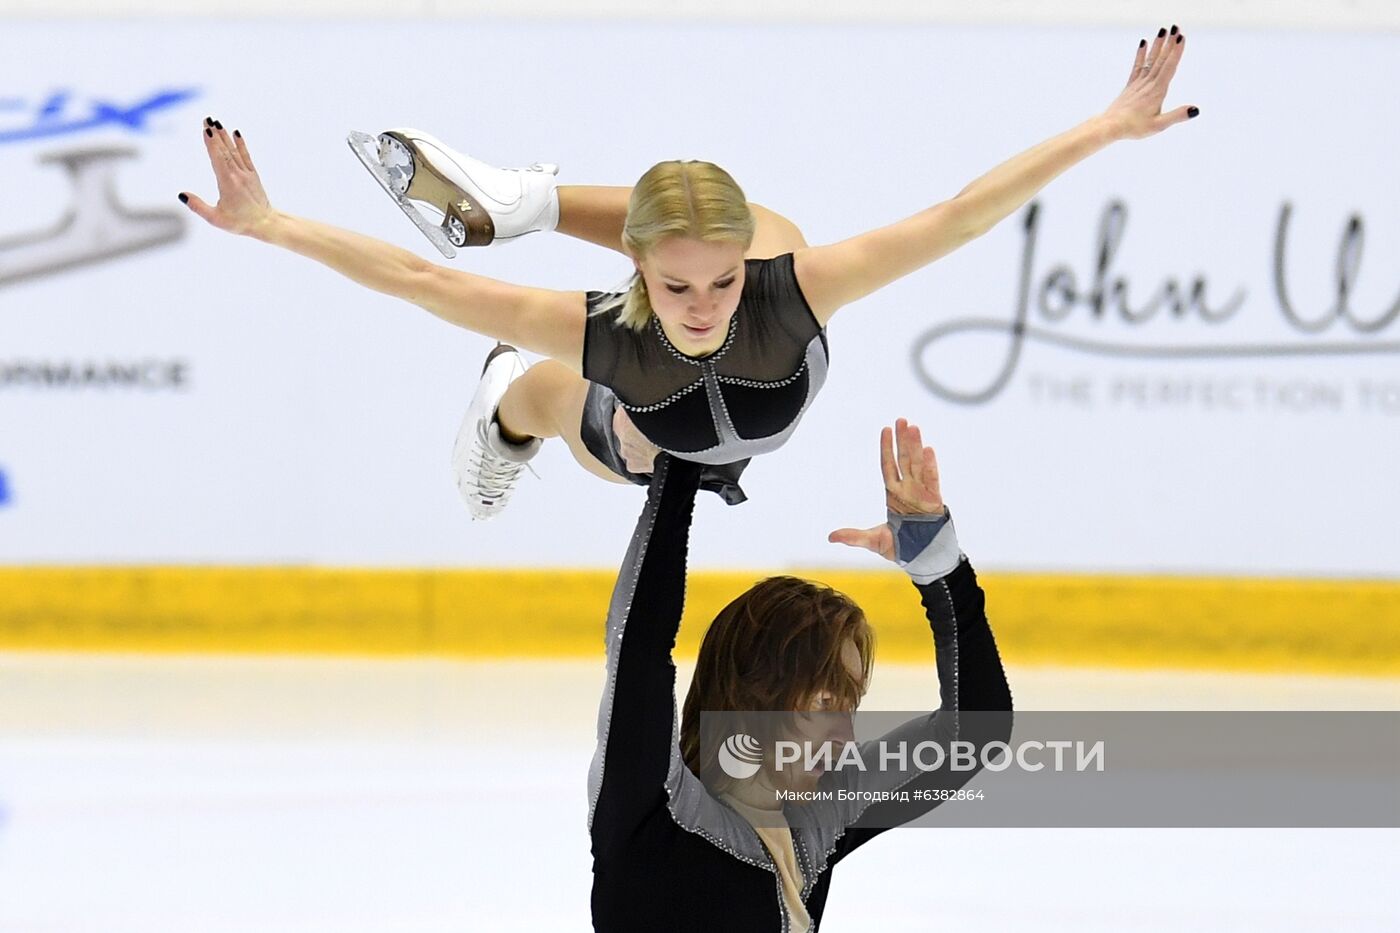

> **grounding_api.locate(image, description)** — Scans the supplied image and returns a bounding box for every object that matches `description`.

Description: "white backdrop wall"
[2,2,1400,32]
[1,21,1397,576]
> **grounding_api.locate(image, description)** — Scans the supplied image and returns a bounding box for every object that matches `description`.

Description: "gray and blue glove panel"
[889,507,962,584]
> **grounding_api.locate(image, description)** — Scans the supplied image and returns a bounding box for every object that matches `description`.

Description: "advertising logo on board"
[0,359,190,392]
[0,89,199,286]
[912,200,1400,413]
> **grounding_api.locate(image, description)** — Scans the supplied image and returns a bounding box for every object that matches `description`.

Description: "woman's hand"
[827,418,945,561]
[179,117,276,237]
[613,405,661,475]
[1102,26,1197,140]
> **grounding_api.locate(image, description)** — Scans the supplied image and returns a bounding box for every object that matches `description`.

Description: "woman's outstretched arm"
[181,119,586,371]
[794,27,1197,324]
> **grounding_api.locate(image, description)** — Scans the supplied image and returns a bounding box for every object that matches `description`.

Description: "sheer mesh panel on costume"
[584,292,705,409]
[710,254,822,385]
[581,254,824,449]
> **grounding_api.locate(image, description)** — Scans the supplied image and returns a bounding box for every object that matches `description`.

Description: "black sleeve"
[582,291,623,387]
[587,454,704,858]
[753,253,822,345]
[829,558,1014,859]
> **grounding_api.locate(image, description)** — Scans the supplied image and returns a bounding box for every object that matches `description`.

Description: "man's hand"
[827,418,944,561]
[613,405,661,475]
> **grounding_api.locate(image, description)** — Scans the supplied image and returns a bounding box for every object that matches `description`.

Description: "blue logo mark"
[0,88,200,145]
[0,468,11,507]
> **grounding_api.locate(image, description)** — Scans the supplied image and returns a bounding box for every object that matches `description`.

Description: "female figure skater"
[183,28,1193,518]
[587,417,1012,931]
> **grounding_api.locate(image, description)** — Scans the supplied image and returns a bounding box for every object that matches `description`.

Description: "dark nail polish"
[178,193,189,204]
[233,129,241,138]
[205,116,213,126]
[1139,39,1146,48]
[205,128,212,137]
[1176,35,1183,44]
[1157,28,1166,38]
[1188,106,1200,118]
[1170,25,1178,35]
[213,120,223,130]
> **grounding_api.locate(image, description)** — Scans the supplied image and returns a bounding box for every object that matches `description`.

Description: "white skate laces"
[347,128,559,259]
[458,419,541,520]
[452,345,541,521]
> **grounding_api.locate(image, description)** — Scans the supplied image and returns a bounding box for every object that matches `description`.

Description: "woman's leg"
[495,360,631,485]
[555,186,632,253]
[555,187,808,259]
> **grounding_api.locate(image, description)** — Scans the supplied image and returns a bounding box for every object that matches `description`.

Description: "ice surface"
[0,654,1395,932]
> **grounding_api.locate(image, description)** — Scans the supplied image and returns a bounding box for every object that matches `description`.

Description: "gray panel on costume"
[584,457,775,868]
[664,751,775,868]
[585,458,663,832]
[663,334,829,466]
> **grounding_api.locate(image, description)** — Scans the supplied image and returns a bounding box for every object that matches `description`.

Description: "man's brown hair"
[679,575,874,781]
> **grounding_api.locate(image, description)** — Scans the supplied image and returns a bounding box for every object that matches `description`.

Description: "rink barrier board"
[0,567,1396,675]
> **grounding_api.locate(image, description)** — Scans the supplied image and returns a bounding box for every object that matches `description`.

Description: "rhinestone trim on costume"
[586,458,669,832]
[620,358,808,416]
[645,334,828,462]
[715,360,809,390]
[650,307,740,364]
[619,378,706,413]
[664,781,789,933]
[815,575,963,868]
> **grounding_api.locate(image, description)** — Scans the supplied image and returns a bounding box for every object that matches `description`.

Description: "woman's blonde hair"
[595,160,755,331]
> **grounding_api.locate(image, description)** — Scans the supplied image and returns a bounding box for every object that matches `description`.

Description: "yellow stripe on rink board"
[0,567,1397,675]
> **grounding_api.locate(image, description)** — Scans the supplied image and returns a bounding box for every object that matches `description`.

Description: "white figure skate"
[347,129,559,259]
[452,344,542,520]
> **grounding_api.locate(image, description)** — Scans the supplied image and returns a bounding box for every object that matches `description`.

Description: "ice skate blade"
[347,130,457,259]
